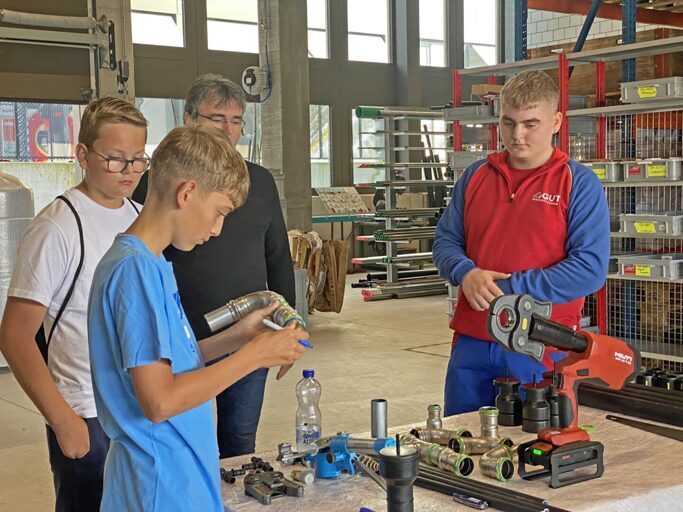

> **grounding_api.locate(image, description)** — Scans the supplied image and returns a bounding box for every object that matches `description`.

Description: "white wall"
[526,9,666,49]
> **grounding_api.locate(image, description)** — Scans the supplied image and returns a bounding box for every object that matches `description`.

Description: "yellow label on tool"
[635,265,652,277]
[647,165,667,178]
[593,168,607,180]
[637,86,658,98]
[634,222,656,234]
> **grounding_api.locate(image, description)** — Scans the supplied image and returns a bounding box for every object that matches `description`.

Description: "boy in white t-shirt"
[0,97,148,512]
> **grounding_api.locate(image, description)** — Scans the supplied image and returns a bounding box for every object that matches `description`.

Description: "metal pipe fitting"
[371,399,388,438]
[479,406,499,439]
[409,427,473,445]
[479,445,515,482]
[346,438,395,455]
[447,435,513,455]
[204,291,305,332]
[400,435,474,477]
[426,404,443,429]
[291,469,315,485]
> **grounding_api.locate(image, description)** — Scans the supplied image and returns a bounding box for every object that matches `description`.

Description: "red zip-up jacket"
[433,148,610,343]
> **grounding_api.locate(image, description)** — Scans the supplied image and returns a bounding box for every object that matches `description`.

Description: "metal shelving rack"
[448,36,683,369]
[353,106,450,299]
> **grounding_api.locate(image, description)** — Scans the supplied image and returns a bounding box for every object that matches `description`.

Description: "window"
[348,0,390,63]
[463,0,497,67]
[310,105,330,187]
[352,109,385,184]
[419,0,446,67]
[308,0,328,58]
[135,98,184,157]
[135,98,261,162]
[131,0,184,47]
[420,119,448,165]
[207,1,259,53]
[0,101,81,212]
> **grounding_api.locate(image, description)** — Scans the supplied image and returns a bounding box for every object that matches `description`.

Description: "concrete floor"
[0,279,452,510]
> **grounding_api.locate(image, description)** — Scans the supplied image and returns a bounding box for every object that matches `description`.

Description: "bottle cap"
[303,369,314,378]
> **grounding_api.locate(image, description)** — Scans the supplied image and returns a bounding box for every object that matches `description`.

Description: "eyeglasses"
[86,146,150,174]
[196,113,246,129]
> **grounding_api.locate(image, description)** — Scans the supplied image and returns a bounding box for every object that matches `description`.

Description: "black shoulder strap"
[126,197,140,214]
[45,195,85,346]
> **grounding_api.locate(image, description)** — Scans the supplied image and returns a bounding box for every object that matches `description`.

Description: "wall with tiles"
[526,9,664,49]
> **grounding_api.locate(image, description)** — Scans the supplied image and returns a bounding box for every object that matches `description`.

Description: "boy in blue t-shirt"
[88,124,307,511]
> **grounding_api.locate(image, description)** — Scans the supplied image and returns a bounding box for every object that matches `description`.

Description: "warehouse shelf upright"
[448,36,683,370]
[353,106,451,299]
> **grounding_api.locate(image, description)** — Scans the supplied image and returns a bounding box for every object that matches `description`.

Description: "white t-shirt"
[8,187,140,418]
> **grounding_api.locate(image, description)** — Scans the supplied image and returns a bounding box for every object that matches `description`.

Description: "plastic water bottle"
[296,369,322,450]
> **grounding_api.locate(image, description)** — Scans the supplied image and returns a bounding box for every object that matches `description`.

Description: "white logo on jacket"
[532,191,561,206]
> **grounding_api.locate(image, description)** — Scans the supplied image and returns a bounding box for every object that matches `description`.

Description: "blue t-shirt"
[88,234,222,511]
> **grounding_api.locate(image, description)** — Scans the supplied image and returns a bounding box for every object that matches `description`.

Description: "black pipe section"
[415,465,571,512]
[362,455,568,512]
[578,383,683,427]
[416,463,554,509]
[414,477,550,512]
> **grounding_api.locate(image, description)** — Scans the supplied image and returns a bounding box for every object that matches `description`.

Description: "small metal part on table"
[243,470,304,505]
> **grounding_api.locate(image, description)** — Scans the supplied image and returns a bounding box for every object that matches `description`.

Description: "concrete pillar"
[258,0,313,231]
[98,0,136,99]
[394,0,423,180]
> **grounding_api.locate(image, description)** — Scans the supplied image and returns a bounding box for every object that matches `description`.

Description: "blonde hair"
[147,124,250,207]
[78,97,147,146]
[500,70,559,112]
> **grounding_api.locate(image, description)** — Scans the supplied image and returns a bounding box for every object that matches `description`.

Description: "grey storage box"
[621,77,683,103]
[582,161,622,182]
[444,104,494,121]
[620,212,683,235]
[609,252,648,273]
[448,151,491,171]
[618,253,683,280]
[623,159,682,181]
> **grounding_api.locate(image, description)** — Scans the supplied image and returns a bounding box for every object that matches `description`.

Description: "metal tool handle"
[529,318,588,353]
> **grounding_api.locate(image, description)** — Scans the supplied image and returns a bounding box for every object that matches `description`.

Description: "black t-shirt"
[132,161,296,340]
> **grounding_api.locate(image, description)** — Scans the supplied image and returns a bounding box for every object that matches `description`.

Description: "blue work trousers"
[444,333,565,416]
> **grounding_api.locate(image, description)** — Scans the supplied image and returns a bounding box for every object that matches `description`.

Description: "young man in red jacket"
[433,70,610,415]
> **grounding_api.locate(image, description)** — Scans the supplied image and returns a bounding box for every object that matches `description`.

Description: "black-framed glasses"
[86,146,150,174]
[196,113,246,129]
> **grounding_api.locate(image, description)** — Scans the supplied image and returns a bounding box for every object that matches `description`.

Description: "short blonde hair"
[500,70,559,112]
[147,124,250,207]
[78,97,147,146]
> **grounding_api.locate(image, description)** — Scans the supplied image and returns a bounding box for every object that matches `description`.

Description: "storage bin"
[582,161,622,182]
[623,159,682,181]
[618,253,683,280]
[609,252,648,273]
[621,77,683,103]
[620,212,683,235]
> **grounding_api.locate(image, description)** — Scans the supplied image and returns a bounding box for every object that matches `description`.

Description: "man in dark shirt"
[133,74,295,458]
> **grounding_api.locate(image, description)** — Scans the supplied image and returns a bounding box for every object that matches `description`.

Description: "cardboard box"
[528,28,683,98]
[471,84,503,97]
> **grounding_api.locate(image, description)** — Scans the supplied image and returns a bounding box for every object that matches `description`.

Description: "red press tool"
[487,294,641,488]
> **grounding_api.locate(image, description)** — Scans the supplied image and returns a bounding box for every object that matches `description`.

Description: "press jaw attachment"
[487,294,552,363]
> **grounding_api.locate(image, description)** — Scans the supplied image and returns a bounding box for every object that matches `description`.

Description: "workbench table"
[221,407,683,511]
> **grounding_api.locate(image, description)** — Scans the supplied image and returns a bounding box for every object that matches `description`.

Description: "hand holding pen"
[262,318,313,349]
